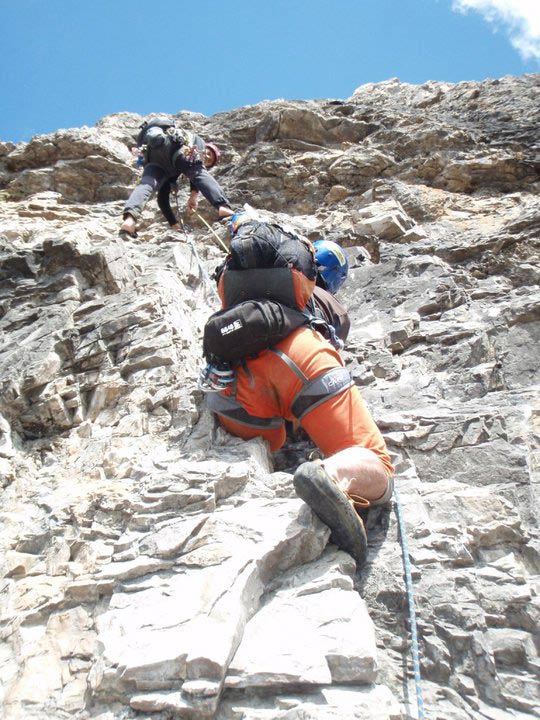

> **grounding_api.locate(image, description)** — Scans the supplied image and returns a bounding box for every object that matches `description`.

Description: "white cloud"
[452,0,540,60]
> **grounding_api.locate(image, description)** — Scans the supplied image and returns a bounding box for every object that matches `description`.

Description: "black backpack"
[217,221,317,312]
[136,118,204,170]
[203,299,308,363]
[204,222,344,366]
[136,116,176,147]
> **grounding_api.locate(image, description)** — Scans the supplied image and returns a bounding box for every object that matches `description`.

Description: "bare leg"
[322,445,391,503]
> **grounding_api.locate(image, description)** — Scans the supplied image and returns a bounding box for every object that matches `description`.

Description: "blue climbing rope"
[393,483,426,719]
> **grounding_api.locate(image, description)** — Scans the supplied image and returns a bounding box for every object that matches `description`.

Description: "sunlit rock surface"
[0,75,539,719]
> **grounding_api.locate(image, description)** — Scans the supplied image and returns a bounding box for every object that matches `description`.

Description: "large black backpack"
[136,117,204,171]
[204,222,343,365]
[203,299,308,363]
[217,221,317,312]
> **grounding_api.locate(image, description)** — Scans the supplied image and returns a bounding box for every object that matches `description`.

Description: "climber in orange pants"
[208,325,394,567]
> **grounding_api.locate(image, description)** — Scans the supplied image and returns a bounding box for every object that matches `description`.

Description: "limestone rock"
[1,75,539,720]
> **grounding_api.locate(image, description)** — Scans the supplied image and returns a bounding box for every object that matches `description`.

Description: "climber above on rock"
[201,212,394,568]
[120,115,234,237]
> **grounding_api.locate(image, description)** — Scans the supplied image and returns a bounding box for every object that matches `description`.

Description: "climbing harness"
[194,210,229,253]
[394,483,426,720]
[168,127,204,164]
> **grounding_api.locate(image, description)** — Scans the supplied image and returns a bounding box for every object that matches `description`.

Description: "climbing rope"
[179,221,221,305]
[194,210,229,253]
[169,184,223,304]
[393,483,426,720]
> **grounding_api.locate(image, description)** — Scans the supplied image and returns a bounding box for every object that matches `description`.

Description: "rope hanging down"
[169,183,228,254]
[194,210,229,253]
[394,484,426,720]
[170,185,223,303]
[179,221,221,304]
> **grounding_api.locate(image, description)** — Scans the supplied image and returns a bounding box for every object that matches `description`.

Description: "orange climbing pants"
[209,327,394,476]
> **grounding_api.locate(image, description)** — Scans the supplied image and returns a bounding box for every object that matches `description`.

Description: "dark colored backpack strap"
[312,286,350,342]
[291,367,353,419]
[238,236,258,268]
[207,392,283,430]
[269,348,353,420]
[269,349,309,382]
[299,296,344,350]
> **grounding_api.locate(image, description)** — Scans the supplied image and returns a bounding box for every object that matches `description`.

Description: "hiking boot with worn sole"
[293,461,368,567]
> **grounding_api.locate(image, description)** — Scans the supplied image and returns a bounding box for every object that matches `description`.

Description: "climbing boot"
[293,461,368,567]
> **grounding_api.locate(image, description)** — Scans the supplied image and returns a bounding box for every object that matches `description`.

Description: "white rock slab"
[94,499,328,703]
[226,585,377,690]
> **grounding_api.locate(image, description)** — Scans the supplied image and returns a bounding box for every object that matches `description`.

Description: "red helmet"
[205,142,221,167]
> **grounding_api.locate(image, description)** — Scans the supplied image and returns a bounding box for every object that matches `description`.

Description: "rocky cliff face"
[0,74,539,720]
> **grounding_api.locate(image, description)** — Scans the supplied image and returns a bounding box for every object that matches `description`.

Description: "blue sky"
[1,0,538,143]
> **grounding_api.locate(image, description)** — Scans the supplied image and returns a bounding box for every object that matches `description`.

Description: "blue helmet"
[313,240,349,294]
